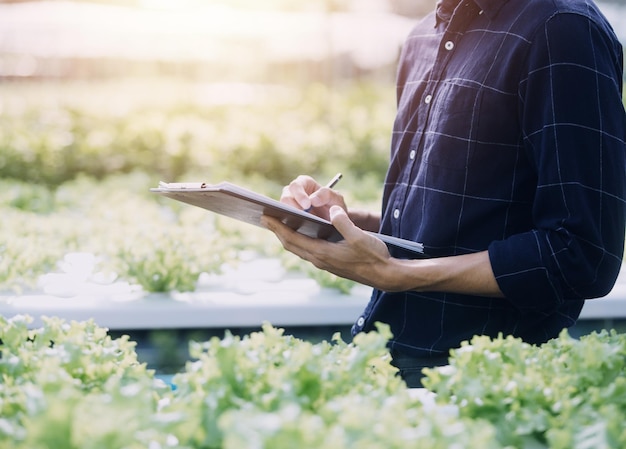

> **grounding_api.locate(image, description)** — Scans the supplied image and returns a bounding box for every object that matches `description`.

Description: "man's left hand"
[261,205,395,290]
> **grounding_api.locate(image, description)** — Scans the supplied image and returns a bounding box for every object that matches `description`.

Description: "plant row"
[0,81,393,188]
[0,172,360,294]
[2,315,626,448]
[0,80,390,295]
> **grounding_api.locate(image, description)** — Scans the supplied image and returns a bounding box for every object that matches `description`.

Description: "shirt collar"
[435,0,509,26]
[435,0,462,25]
[474,0,508,19]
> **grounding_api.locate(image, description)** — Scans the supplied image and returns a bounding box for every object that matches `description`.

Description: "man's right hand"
[280,175,348,221]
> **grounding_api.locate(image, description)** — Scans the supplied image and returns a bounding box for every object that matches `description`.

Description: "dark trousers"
[390,349,450,388]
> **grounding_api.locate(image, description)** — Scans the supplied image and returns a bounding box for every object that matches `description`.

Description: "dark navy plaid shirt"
[352,0,626,357]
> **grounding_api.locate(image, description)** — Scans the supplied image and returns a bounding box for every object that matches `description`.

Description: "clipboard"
[151,181,425,256]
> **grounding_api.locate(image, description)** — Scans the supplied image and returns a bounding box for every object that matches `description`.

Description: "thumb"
[329,205,358,239]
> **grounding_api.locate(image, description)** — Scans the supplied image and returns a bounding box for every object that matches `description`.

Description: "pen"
[325,172,343,189]
[304,173,342,212]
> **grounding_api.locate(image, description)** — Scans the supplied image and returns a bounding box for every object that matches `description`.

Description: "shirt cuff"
[488,232,563,310]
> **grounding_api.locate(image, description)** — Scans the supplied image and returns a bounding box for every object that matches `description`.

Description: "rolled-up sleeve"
[489,12,626,308]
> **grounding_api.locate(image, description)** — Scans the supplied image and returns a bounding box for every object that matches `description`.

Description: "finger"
[329,206,389,258]
[281,175,320,210]
[309,187,335,209]
[261,215,292,248]
[262,215,306,246]
[261,215,318,260]
[329,205,359,239]
[280,185,305,209]
[261,215,285,234]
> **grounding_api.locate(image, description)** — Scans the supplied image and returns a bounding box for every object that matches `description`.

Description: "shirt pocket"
[422,81,483,170]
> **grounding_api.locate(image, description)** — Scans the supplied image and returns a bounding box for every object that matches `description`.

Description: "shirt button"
[444,41,454,51]
[424,94,432,104]
[409,150,416,160]
[357,316,365,327]
[393,209,400,219]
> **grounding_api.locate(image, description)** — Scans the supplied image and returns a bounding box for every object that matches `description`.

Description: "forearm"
[381,250,504,297]
[343,210,502,297]
[265,206,504,297]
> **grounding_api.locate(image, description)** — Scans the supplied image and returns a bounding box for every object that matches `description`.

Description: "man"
[262,0,626,387]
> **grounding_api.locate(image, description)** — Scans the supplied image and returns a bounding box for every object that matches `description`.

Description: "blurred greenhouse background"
[1,0,625,373]
[0,0,424,294]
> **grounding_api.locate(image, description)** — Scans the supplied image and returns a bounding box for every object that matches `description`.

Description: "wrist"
[369,258,426,292]
[385,258,439,292]
[348,210,380,232]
